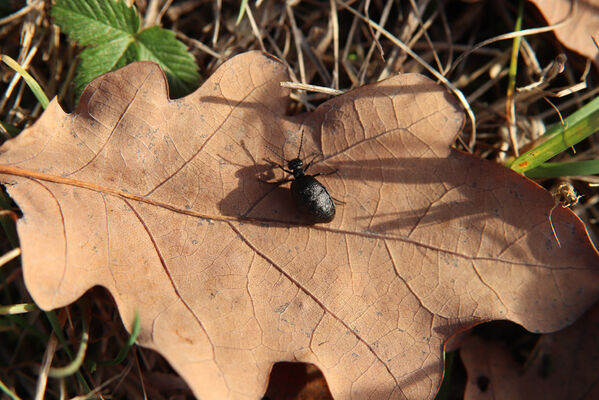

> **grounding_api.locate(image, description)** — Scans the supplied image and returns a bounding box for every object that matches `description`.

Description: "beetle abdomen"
[290,175,335,223]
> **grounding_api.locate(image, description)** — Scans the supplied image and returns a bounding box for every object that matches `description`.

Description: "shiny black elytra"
[263,132,335,223]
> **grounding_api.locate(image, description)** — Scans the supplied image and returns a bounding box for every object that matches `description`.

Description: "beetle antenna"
[297,128,305,159]
[265,144,287,162]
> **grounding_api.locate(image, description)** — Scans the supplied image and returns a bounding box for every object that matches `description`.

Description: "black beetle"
[263,131,336,223]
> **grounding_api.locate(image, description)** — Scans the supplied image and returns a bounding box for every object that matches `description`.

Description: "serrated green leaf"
[52,0,139,46]
[74,37,138,97]
[52,0,199,100]
[137,26,200,97]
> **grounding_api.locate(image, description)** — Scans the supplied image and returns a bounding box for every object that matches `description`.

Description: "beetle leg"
[303,153,322,174]
[264,158,293,175]
[332,196,346,205]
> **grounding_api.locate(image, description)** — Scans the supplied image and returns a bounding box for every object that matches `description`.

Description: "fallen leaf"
[529,0,599,65]
[461,302,599,399]
[0,51,598,399]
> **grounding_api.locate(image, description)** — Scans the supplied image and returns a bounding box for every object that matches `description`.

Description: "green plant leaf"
[52,0,199,99]
[137,26,200,97]
[74,37,138,96]
[508,96,599,174]
[525,159,599,178]
[52,0,139,46]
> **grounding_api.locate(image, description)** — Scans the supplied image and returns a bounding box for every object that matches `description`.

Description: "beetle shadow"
[218,145,584,264]
[194,77,455,149]
[217,143,328,226]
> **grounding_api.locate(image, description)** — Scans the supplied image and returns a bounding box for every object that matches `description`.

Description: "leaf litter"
[0,51,598,399]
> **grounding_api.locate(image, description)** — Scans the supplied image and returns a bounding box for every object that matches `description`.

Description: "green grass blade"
[236,0,248,25]
[45,310,92,392]
[525,159,599,178]
[508,96,599,174]
[0,121,21,137]
[48,329,89,378]
[506,0,524,100]
[2,314,49,343]
[0,55,50,109]
[92,310,140,369]
[45,311,74,360]
[0,378,21,400]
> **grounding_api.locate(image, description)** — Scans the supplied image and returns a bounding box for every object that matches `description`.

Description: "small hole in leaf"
[263,362,332,400]
[477,375,490,392]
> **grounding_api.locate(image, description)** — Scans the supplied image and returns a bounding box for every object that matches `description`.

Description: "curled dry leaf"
[529,0,599,65]
[461,302,599,399]
[0,51,598,399]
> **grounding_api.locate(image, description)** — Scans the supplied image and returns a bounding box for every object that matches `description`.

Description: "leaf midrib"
[0,164,576,270]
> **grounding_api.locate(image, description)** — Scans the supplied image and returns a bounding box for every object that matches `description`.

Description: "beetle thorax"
[288,158,304,177]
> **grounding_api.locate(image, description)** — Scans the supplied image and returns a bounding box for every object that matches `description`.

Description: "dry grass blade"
[336,0,477,149]
[0,0,42,26]
[449,1,577,74]
[0,247,20,267]
[280,81,343,95]
[34,335,57,400]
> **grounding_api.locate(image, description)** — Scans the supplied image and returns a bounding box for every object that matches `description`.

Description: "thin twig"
[337,0,477,151]
[244,3,266,52]
[358,0,392,85]
[329,0,340,89]
[449,0,577,74]
[0,0,41,26]
[176,31,223,59]
[143,0,161,27]
[286,4,307,84]
[156,0,174,24]
[280,82,343,96]
[35,335,58,400]
[408,0,443,73]
[212,0,221,47]
[435,0,453,75]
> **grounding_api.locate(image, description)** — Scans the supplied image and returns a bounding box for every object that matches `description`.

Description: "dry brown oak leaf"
[461,301,599,400]
[0,51,598,400]
[529,0,599,66]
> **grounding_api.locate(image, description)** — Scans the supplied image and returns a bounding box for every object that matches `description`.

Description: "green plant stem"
[91,310,140,370]
[507,0,524,100]
[505,0,524,156]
